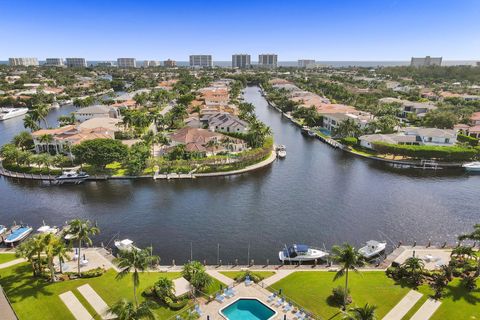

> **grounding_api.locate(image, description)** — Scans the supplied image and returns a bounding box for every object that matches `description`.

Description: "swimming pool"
[220,298,276,320]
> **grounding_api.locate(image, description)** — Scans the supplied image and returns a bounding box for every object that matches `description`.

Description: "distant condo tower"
[258,54,278,68]
[164,59,177,67]
[8,57,39,66]
[298,59,316,68]
[144,60,160,67]
[65,58,87,68]
[117,58,137,68]
[45,58,64,66]
[410,56,442,67]
[189,55,212,68]
[232,54,251,68]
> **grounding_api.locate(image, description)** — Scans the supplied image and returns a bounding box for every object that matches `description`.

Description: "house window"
[428,137,432,142]
[445,138,450,143]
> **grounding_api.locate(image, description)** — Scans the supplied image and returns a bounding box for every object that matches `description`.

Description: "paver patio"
[382,290,423,320]
[59,291,92,320]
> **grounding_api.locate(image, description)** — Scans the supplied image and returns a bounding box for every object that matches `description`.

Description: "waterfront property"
[74,105,121,122]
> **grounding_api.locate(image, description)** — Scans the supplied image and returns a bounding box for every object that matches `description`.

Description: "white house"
[74,105,121,122]
[379,98,437,119]
[206,113,248,133]
[323,112,374,133]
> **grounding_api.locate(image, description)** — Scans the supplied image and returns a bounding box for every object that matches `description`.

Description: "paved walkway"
[77,284,115,320]
[59,291,92,320]
[206,270,235,286]
[260,270,292,287]
[382,290,423,320]
[0,258,26,270]
[410,298,441,320]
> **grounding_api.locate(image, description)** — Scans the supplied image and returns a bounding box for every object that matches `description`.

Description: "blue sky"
[1,0,479,61]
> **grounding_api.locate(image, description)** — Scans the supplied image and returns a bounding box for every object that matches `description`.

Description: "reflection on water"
[0,88,479,264]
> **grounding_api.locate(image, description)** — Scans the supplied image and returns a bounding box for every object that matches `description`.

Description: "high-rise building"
[410,56,442,67]
[189,55,212,68]
[45,58,64,66]
[298,59,316,68]
[65,58,87,68]
[8,57,39,66]
[232,54,251,68]
[258,54,278,68]
[144,60,160,67]
[164,59,177,67]
[117,58,137,68]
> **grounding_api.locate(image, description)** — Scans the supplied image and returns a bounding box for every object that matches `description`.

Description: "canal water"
[0,87,478,264]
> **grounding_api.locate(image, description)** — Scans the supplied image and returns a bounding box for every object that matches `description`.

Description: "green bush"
[65,267,105,279]
[341,137,358,146]
[234,271,264,283]
[457,133,479,146]
[329,286,351,306]
[167,299,188,310]
[372,142,478,161]
[143,286,156,297]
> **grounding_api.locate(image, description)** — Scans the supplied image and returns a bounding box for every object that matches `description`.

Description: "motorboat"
[279,244,329,263]
[54,170,89,184]
[114,239,139,251]
[0,225,7,239]
[0,108,29,121]
[462,162,480,172]
[5,225,33,244]
[307,129,316,138]
[276,145,286,158]
[358,240,387,259]
[37,225,59,234]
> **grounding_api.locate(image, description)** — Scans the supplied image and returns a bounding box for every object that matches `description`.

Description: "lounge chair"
[227,285,236,294]
[194,304,202,316]
[175,316,184,320]
[215,294,225,303]
[283,303,292,312]
[267,293,276,303]
[226,288,236,297]
[223,288,233,298]
[245,275,253,286]
[274,298,284,307]
[294,311,304,320]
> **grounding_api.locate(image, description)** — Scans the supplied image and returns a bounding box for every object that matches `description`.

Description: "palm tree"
[333,118,361,138]
[54,239,71,274]
[43,233,60,282]
[31,103,50,128]
[11,131,33,150]
[430,274,447,299]
[182,260,205,281]
[67,219,100,277]
[38,134,54,153]
[23,114,40,131]
[402,256,425,287]
[332,243,366,310]
[108,299,156,320]
[154,277,175,303]
[450,245,475,262]
[116,247,159,307]
[458,224,480,275]
[16,237,41,276]
[344,303,377,320]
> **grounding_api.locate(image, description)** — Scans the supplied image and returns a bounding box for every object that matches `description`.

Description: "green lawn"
[220,271,276,281]
[0,263,187,320]
[0,253,18,264]
[270,271,410,319]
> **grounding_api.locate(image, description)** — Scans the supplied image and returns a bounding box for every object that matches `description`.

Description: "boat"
[462,162,480,172]
[0,108,29,121]
[358,240,387,259]
[279,244,329,263]
[276,145,286,158]
[54,170,89,184]
[301,126,310,135]
[37,225,59,234]
[0,225,7,240]
[307,129,316,138]
[114,239,139,251]
[4,225,33,244]
[51,98,60,109]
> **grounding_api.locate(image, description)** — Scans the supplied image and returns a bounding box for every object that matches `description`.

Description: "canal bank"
[0,85,479,264]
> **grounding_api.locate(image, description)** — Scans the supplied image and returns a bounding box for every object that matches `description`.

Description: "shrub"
[234,271,264,283]
[167,299,188,310]
[329,286,351,306]
[457,133,479,146]
[372,142,478,161]
[65,267,105,279]
[143,286,156,297]
[341,137,358,146]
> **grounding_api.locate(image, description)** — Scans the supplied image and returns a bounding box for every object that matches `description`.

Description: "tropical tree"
[11,131,33,150]
[67,219,100,277]
[108,299,156,320]
[116,247,159,307]
[458,224,480,275]
[0,144,21,165]
[333,119,361,138]
[43,233,61,282]
[401,256,425,287]
[154,277,175,303]
[332,243,365,309]
[16,236,42,276]
[53,238,71,274]
[23,114,40,131]
[31,103,50,128]
[38,134,54,154]
[182,260,205,281]
[344,303,377,320]
[190,270,213,292]
[430,274,448,299]
[450,245,475,262]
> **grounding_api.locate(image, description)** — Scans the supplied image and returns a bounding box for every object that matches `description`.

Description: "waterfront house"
[379,97,437,120]
[322,111,374,132]
[206,113,248,133]
[32,126,115,155]
[77,117,123,132]
[74,105,121,122]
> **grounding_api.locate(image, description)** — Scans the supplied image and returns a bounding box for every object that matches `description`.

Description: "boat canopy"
[366,240,381,247]
[284,244,309,258]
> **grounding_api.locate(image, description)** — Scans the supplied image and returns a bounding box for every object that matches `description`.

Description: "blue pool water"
[221,298,276,320]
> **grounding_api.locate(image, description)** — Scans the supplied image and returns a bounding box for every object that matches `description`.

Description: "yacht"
[462,162,480,172]
[4,225,33,244]
[54,170,89,184]
[279,244,329,263]
[276,145,287,158]
[37,225,59,234]
[0,108,29,121]
[358,240,387,259]
[114,239,139,251]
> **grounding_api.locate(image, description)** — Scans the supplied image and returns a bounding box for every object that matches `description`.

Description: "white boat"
[0,108,29,121]
[358,240,387,259]
[276,145,286,158]
[279,244,328,262]
[4,225,33,244]
[55,170,89,184]
[462,162,480,172]
[114,239,139,251]
[0,225,7,238]
[37,225,59,234]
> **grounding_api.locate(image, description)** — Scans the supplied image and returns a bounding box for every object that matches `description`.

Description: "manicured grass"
[270,271,410,319]
[0,253,18,264]
[220,271,276,281]
[0,263,186,320]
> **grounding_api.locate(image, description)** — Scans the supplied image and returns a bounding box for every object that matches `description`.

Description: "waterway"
[0,87,478,264]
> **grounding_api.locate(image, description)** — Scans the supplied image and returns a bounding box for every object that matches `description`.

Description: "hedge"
[340,137,358,146]
[372,142,479,161]
[457,133,479,147]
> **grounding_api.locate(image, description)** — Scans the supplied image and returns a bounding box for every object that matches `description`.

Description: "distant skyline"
[1,0,479,61]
